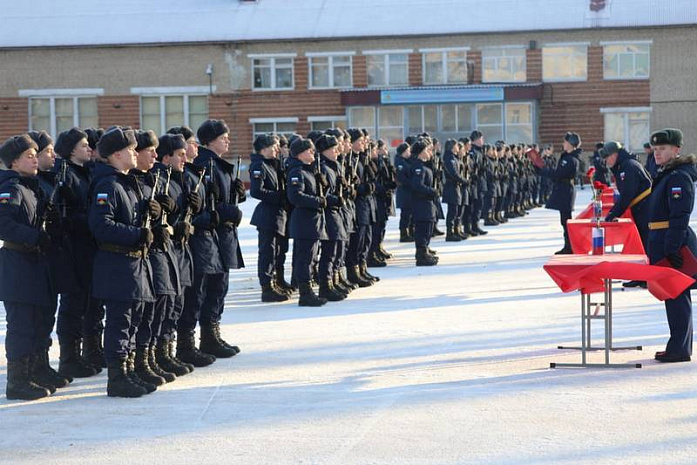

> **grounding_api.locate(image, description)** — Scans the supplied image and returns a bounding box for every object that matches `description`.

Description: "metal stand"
[551,279,642,369]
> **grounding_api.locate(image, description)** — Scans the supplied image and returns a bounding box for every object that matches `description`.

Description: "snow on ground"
[1,188,697,465]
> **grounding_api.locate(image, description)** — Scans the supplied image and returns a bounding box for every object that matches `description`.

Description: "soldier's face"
[186,138,199,161]
[12,148,38,177]
[37,145,55,171]
[323,147,338,161]
[71,138,92,165]
[605,153,619,168]
[167,148,187,172]
[562,140,574,152]
[653,144,680,166]
[137,146,157,171]
[298,148,315,164]
[208,133,230,156]
[352,138,362,152]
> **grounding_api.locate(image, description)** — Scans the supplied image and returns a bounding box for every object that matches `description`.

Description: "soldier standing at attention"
[410,139,439,267]
[647,129,697,363]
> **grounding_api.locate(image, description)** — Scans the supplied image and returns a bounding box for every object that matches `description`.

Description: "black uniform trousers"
[319,240,340,281]
[4,301,54,361]
[414,222,434,249]
[258,229,279,286]
[104,299,144,364]
[293,239,320,283]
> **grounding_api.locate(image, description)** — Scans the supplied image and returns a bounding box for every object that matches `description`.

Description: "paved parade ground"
[1,189,696,464]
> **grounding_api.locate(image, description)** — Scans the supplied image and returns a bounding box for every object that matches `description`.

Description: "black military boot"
[456,224,469,240]
[274,267,294,295]
[367,253,387,268]
[261,282,290,302]
[472,221,488,236]
[339,268,359,291]
[333,271,351,296]
[347,265,372,288]
[6,356,52,401]
[446,226,461,242]
[177,332,216,367]
[168,339,194,372]
[28,355,56,394]
[59,338,99,378]
[497,211,508,223]
[199,324,237,358]
[360,261,380,282]
[399,228,411,242]
[107,359,147,398]
[432,225,445,237]
[378,244,393,260]
[155,339,190,376]
[484,212,498,226]
[298,282,328,307]
[33,350,71,388]
[134,346,165,387]
[415,247,439,266]
[82,332,107,369]
[127,351,156,394]
[211,321,240,354]
[319,279,346,302]
[148,344,176,383]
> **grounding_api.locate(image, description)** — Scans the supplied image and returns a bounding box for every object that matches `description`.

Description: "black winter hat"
[643,142,652,149]
[347,128,364,143]
[564,131,581,147]
[84,128,104,150]
[325,128,343,139]
[595,142,605,150]
[599,141,622,158]
[54,127,88,158]
[27,130,53,153]
[396,143,410,156]
[306,130,323,144]
[254,134,277,153]
[411,139,428,157]
[651,128,683,147]
[470,130,483,141]
[315,135,338,154]
[290,137,314,158]
[0,134,38,167]
[405,136,417,146]
[156,134,187,160]
[167,125,195,141]
[458,137,471,144]
[197,119,229,146]
[277,133,289,148]
[135,130,159,152]
[97,127,137,158]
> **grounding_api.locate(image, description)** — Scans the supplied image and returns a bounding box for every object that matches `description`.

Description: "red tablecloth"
[543,254,695,300]
[575,199,633,220]
[567,218,645,255]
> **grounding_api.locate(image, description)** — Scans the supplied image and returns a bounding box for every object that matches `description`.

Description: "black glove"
[148,199,162,220]
[318,197,327,209]
[317,173,329,190]
[173,221,192,243]
[152,225,171,248]
[187,192,203,214]
[155,194,176,214]
[37,231,52,254]
[58,185,77,206]
[234,178,246,198]
[327,195,344,208]
[209,211,220,230]
[209,180,221,201]
[138,228,154,248]
[667,251,684,269]
[604,214,617,222]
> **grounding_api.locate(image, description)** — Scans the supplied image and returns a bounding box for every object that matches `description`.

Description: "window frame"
[308,116,347,131]
[420,47,470,85]
[542,43,589,83]
[601,107,652,152]
[481,46,527,83]
[307,52,355,89]
[249,53,297,91]
[600,41,651,81]
[21,88,103,137]
[249,117,299,140]
[137,94,209,135]
[363,49,412,88]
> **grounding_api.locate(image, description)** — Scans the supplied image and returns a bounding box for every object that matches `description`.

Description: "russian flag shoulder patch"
[671,187,682,199]
[96,193,108,205]
[0,192,12,204]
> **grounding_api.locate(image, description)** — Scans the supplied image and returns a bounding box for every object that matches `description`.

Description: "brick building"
[1,0,696,168]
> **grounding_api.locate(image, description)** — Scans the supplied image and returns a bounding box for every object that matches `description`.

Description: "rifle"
[180,165,205,242]
[39,160,68,234]
[207,158,217,218]
[232,154,242,207]
[161,165,173,232]
[315,151,324,199]
[140,169,160,256]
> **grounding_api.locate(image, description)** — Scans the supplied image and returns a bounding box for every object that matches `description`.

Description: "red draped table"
[567,218,645,255]
[543,254,695,368]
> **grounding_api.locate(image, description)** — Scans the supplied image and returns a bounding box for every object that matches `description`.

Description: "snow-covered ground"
[1,188,696,465]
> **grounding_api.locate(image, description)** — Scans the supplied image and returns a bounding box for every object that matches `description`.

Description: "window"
[348,107,377,134]
[140,95,208,135]
[476,103,503,142]
[377,107,404,149]
[365,52,409,87]
[542,45,588,82]
[28,96,98,136]
[308,54,353,89]
[251,55,295,90]
[422,49,468,85]
[602,43,650,80]
[439,104,473,134]
[602,108,650,152]
[250,119,298,139]
[482,47,526,83]
[505,102,534,144]
[308,117,347,131]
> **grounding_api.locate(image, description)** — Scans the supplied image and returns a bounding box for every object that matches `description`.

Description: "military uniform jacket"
[249,152,287,236]
[395,154,412,209]
[442,150,467,206]
[194,147,245,270]
[37,170,79,294]
[471,145,488,195]
[0,170,53,306]
[645,152,659,179]
[539,149,581,212]
[607,150,652,222]
[287,158,329,241]
[184,163,225,276]
[485,155,501,197]
[646,155,697,265]
[320,156,349,241]
[373,158,396,221]
[354,153,378,226]
[88,163,154,303]
[337,155,356,236]
[159,166,195,288]
[410,158,437,223]
[591,151,612,186]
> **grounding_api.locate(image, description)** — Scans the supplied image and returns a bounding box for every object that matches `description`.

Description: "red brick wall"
[0,98,29,141]
[468,51,482,84]
[98,96,140,130]
[526,49,542,82]
[409,53,422,87]
[353,55,367,88]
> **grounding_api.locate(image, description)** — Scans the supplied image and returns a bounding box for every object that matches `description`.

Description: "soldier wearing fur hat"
[368,139,396,267]
[646,128,697,363]
[249,133,290,303]
[53,127,103,379]
[0,134,67,400]
[168,125,199,163]
[535,132,582,254]
[442,139,468,242]
[287,137,329,306]
[409,139,439,266]
[190,119,244,358]
[468,130,489,237]
[88,127,157,397]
